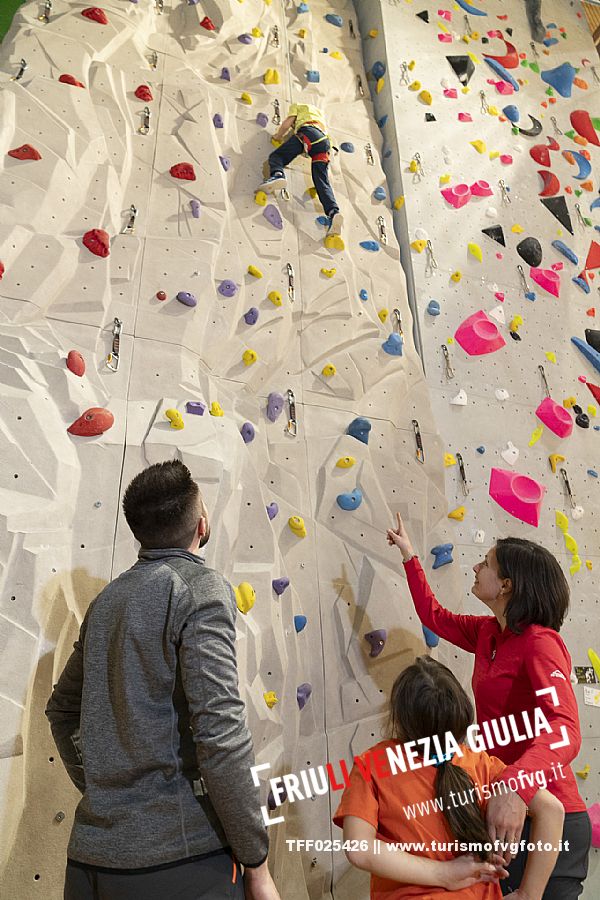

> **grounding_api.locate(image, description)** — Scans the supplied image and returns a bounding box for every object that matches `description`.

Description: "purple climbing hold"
[364,629,387,658]
[297,682,312,710]
[256,112,269,128]
[268,786,288,810]
[219,155,231,171]
[267,392,284,422]
[238,33,253,44]
[263,204,283,230]
[218,279,238,297]
[190,199,201,218]
[213,113,223,128]
[177,291,197,307]
[185,400,206,415]
[220,67,230,81]
[241,421,255,443]
[266,502,279,520]
[272,577,290,595]
[244,307,259,325]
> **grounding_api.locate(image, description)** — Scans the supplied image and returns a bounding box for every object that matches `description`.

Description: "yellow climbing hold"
[555,510,569,533]
[528,425,543,446]
[242,349,257,366]
[336,456,356,469]
[511,224,524,234]
[411,239,426,253]
[209,401,224,417]
[321,267,336,278]
[368,29,378,38]
[418,90,432,105]
[438,21,449,33]
[576,764,590,779]
[588,405,597,417]
[564,534,578,555]
[471,31,480,40]
[263,68,280,85]
[570,555,582,576]
[589,648,600,681]
[509,315,523,333]
[263,691,279,709]
[447,337,454,344]
[448,506,466,521]
[545,351,556,363]
[288,515,306,538]
[549,454,566,474]
[378,308,389,323]
[461,35,470,44]
[470,140,486,154]
[451,271,462,283]
[439,174,451,185]
[298,28,306,38]
[324,234,344,251]
[321,363,336,377]
[409,159,419,173]
[444,452,457,467]
[468,242,483,262]
[235,582,256,615]
[489,150,500,160]
[393,196,405,209]
[165,408,184,430]
[330,51,343,60]
[488,105,499,116]
[251,27,263,37]
[248,264,263,278]
[467,52,480,64]
[563,396,577,409]
[268,290,282,306]
[254,190,267,206]
[308,186,317,199]
[240,92,253,105]
[376,77,385,94]
[409,81,421,91]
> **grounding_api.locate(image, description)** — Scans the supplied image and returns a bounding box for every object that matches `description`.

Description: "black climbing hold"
[416,10,429,22]
[506,27,513,36]
[585,329,600,353]
[482,225,506,247]
[540,197,573,235]
[425,113,436,121]
[447,55,475,85]
[510,331,522,341]
[481,36,489,44]
[518,115,543,137]
[576,411,590,428]
[517,236,543,267]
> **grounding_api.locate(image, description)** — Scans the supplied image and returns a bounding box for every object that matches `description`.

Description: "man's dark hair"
[496,537,570,633]
[122,460,200,549]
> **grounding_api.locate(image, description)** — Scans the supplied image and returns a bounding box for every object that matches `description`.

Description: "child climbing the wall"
[258,102,343,236]
[333,656,564,899]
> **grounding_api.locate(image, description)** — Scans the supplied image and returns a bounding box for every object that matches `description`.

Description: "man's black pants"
[501,811,592,900]
[65,848,245,899]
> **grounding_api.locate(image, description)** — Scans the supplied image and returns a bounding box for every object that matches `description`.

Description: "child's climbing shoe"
[259,173,287,193]
[327,211,344,236]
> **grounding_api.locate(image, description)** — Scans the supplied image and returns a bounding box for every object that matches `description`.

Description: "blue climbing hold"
[378,115,388,128]
[365,629,387,658]
[382,333,403,356]
[572,337,600,375]
[573,277,591,294]
[484,58,519,91]
[551,240,578,265]
[294,615,307,633]
[502,105,520,123]
[383,149,392,158]
[588,469,598,478]
[244,307,259,325]
[360,240,380,252]
[591,197,600,212]
[454,0,487,15]
[340,142,355,153]
[316,215,329,226]
[359,289,368,301]
[373,186,387,200]
[422,625,440,648]
[476,445,485,454]
[541,62,577,98]
[526,291,536,301]
[307,70,320,82]
[298,2,309,11]
[325,13,343,26]
[336,489,363,511]
[431,543,454,569]
[543,37,559,47]
[372,61,386,80]
[347,417,372,444]
[427,300,441,316]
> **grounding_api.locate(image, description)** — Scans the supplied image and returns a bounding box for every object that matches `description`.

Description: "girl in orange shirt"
[333,657,564,899]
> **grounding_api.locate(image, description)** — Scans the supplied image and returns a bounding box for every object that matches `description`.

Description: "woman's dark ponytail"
[435,762,492,861]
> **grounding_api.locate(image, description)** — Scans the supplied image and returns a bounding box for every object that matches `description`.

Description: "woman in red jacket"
[387,513,591,900]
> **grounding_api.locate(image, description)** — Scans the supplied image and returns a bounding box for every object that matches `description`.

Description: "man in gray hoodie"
[46,459,280,899]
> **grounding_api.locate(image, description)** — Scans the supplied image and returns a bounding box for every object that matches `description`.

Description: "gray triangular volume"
[482,225,506,247]
[540,196,573,236]
[416,10,429,22]
[446,55,475,85]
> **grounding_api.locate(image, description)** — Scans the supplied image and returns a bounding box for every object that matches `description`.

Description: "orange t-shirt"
[332,741,506,900]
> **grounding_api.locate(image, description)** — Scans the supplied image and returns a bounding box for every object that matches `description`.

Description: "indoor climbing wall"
[0,2,471,899]
[354,0,600,895]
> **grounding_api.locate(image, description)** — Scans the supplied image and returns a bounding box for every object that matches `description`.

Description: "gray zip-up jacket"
[45,548,269,870]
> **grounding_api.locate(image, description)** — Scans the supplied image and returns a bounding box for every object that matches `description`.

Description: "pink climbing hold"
[83,228,110,258]
[81,7,109,24]
[455,310,506,356]
[443,88,458,98]
[470,180,493,197]
[59,74,85,88]
[458,112,473,122]
[66,350,86,377]
[489,468,546,528]
[135,85,153,101]
[500,154,513,165]
[589,803,600,849]
[170,162,196,181]
[8,144,42,161]
[536,397,573,438]
[530,267,560,298]
[441,183,471,208]
[493,81,514,95]
[67,407,114,436]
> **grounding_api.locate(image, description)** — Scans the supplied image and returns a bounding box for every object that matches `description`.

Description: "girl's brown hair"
[386,656,492,860]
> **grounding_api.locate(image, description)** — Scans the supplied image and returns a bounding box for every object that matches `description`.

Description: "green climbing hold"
[564,129,576,139]
[575,190,582,197]
[512,125,519,135]
[591,117,600,130]
[529,62,540,74]
[520,60,529,68]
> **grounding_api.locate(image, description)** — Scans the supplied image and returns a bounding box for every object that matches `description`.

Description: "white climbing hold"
[501,441,519,466]
[488,306,506,324]
[486,207,498,218]
[474,529,486,544]
[572,506,585,520]
[495,388,510,401]
[450,389,468,405]
[414,227,429,241]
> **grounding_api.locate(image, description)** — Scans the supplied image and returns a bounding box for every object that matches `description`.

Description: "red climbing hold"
[546,136,560,152]
[530,144,550,166]
[570,110,600,148]
[483,38,519,69]
[135,85,153,101]
[156,290,167,301]
[8,144,42,161]
[81,7,109,24]
[586,382,600,404]
[200,15,215,30]
[82,228,110,258]
[66,350,86,377]
[538,170,560,197]
[585,241,600,271]
[68,407,114,436]
[59,74,85,88]
[0,262,4,279]
[170,162,196,181]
